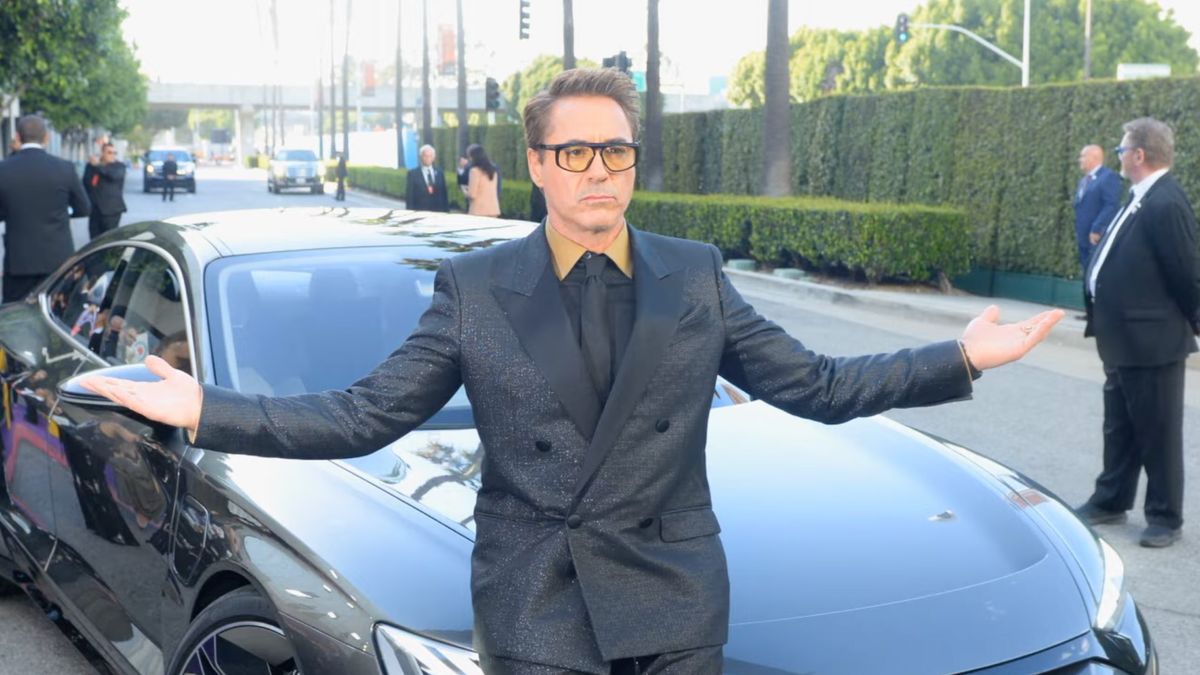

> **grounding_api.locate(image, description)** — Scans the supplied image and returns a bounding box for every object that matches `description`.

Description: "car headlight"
[1095,537,1125,631]
[375,624,482,675]
[146,165,155,174]
[273,165,287,176]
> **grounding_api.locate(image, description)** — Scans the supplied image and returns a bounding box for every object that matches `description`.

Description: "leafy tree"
[729,0,1198,104]
[16,1,146,139]
[501,54,598,120]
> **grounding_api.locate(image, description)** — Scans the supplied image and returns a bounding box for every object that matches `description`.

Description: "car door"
[48,246,193,674]
[0,247,127,572]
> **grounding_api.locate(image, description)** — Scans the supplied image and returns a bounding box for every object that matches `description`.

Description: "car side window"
[46,247,127,349]
[98,249,191,372]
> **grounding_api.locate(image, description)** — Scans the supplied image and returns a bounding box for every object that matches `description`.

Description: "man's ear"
[527,148,543,188]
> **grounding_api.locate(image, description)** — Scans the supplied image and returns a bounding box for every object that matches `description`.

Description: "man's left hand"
[961,305,1064,370]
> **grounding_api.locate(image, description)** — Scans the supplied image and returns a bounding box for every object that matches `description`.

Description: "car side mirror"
[57,363,160,411]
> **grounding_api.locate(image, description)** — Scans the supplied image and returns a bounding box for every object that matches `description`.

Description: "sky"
[121,0,1200,93]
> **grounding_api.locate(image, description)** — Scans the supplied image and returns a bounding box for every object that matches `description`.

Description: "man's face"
[102,146,117,163]
[420,148,435,167]
[527,95,636,238]
[1117,133,1142,180]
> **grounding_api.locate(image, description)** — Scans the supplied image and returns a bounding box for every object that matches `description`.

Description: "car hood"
[344,402,1093,673]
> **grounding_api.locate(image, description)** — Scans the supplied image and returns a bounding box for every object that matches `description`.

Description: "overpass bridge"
[147,82,488,159]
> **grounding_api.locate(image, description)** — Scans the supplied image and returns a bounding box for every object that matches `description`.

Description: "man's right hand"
[78,355,203,435]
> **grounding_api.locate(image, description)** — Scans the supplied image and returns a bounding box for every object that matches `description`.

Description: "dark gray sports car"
[0,209,1155,674]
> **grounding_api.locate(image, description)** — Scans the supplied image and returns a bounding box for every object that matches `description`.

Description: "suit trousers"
[479,646,723,675]
[2,274,47,303]
[88,212,121,240]
[1088,361,1186,529]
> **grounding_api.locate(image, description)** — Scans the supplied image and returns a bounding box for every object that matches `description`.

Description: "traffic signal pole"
[905,0,1030,87]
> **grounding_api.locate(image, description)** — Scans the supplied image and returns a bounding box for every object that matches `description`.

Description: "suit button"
[535,440,552,453]
[638,517,655,529]
[655,419,670,433]
[566,515,583,529]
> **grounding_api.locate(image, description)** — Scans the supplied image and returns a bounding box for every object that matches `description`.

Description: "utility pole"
[1021,0,1030,87]
[1083,0,1093,80]
[317,76,324,158]
[563,0,575,69]
[329,0,338,157]
[395,0,405,169]
[343,0,352,159]
[456,0,468,159]
[420,0,432,145]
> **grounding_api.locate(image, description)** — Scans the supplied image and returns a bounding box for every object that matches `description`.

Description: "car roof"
[154,207,538,257]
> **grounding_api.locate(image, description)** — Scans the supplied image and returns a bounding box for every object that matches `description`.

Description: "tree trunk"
[563,0,575,69]
[762,0,791,196]
[643,0,663,192]
[421,0,433,145]
[456,0,468,159]
[395,0,405,168]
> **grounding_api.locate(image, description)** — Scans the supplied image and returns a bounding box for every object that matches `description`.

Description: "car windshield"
[276,150,318,161]
[205,247,472,428]
[148,150,192,162]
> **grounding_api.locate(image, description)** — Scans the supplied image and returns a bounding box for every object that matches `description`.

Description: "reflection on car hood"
[348,402,1092,673]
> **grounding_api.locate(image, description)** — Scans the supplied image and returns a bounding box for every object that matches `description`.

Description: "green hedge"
[431,76,1200,280]
[345,165,969,283]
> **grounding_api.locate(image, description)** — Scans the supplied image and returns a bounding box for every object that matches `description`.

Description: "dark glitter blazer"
[193,223,975,673]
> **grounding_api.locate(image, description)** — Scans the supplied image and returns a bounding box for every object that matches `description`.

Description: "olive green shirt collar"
[545,222,634,281]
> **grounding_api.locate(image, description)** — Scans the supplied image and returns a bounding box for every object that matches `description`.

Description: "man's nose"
[584,151,611,180]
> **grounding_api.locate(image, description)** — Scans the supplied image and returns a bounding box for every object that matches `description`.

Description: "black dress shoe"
[1140,525,1182,548]
[1075,503,1128,525]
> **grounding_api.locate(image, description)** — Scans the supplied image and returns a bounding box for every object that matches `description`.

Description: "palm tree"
[395,0,404,168]
[642,0,663,192]
[456,0,467,158]
[421,0,432,145]
[329,0,337,158]
[762,0,790,196]
[342,0,353,159]
[563,0,575,69]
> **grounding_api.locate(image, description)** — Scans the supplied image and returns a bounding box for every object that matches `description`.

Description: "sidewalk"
[725,267,1200,370]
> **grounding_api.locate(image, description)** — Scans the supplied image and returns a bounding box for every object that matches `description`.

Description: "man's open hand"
[78,355,203,434]
[961,305,1064,371]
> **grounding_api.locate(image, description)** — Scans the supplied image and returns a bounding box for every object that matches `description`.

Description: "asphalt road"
[2,165,1196,673]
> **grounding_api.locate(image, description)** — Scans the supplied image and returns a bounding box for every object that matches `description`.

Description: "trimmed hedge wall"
[345,165,969,283]
[428,76,1200,280]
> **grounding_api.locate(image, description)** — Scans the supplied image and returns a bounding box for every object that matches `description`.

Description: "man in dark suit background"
[161,152,178,202]
[1073,144,1122,274]
[83,69,1063,674]
[405,144,449,212]
[1079,117,1200,549]
[0,115,90,303]
[85,142,127,239]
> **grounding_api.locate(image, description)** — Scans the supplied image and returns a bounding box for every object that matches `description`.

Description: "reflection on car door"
[0,247,126,572]
[48,247,192,673]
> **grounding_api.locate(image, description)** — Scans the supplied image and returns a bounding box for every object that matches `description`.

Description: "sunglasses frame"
[531,142,641,173]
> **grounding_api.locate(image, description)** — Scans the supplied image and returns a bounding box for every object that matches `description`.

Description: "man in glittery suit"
[83,68,1063,674]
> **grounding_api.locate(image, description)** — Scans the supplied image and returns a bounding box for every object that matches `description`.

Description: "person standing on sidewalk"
[335,153,348,201]
[1078,117,1200,548]
[0,114,91,302]
[161,153,178,202]
[404,145,449,211]
[1072,144,1121,275]
[86,142,127,239]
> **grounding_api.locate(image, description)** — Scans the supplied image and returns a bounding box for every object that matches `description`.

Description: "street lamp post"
[910,0,1030,87]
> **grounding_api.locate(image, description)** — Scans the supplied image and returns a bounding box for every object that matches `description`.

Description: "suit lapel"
[491,226,601,440]
[573,227,685,500]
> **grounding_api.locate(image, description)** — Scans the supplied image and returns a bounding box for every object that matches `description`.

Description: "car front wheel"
[167,588,301,675]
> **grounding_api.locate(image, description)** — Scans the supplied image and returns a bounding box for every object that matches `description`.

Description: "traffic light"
[602,51,632,75]
[895,13,910,44]
[485,77,501,110]
[519,0,531,40]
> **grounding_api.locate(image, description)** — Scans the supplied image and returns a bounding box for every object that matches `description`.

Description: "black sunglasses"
[531,142,640,173]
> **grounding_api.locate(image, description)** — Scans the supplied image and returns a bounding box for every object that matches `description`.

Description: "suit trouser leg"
[2,274,48,303]
[100,213,122,233]
[479,646,723,675]
[1123,362,1186,529]
[1089,365,1142,512]
[88,211,104,240]
[1089,363,1186,529]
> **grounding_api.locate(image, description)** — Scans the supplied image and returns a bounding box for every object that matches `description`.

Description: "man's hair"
[419,144,435,155]
[102,142,115,152]
[523,68,640,149]
[15,115,48,144]
[1123,117,1174,167]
